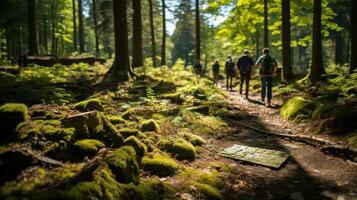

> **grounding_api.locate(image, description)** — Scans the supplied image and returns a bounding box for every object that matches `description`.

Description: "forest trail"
[203,84,357,199]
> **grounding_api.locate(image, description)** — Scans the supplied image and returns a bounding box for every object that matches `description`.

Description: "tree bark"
[281,0,292,81]
[27,0,39,55]
[309,0,325,82]
[108,0,130,81]
[195,0,201,62]
[161,0,166,66]
[263,0,269,48]
[51,1,56,55]
[350,0,357,73]
[256,27,260,60]
[335,31,344,65]
[148,0,156,67]
[43,15,48,54]
[93,0,99,56]
[132,0,143,68]
[78,0,85,53]
[72,0,77,51]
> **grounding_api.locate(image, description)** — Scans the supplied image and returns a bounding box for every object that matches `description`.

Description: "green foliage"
[105,146,139,184]
[140,119,160,132]
[159,138,196,161]
[123,136,147,159]
[141,154,180,177]
[72,139,105,157]
[280,97,316,120]
[74,98,104,112]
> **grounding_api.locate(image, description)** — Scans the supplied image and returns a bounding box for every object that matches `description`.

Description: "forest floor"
[202,84,357,199]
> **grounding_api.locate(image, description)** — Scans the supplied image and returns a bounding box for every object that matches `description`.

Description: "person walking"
[256,48,278,106]
[212,60,220,86]
[225,56,235,90]
[237,50,254,98]
[194,60,203,77]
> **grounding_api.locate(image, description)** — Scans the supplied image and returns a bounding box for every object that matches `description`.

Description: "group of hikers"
[194,48,277,107]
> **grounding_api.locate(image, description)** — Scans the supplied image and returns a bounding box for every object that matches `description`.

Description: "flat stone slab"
[219,144,289,169]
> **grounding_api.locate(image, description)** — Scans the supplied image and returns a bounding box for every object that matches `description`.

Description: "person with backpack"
[237,50,254,98]
[194,60,203,77]
[256,48,278,106]
[212,59,220,86]
[225,56,235,90]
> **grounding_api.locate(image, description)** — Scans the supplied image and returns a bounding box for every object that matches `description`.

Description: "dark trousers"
[226,73,233,89]
[261,76,273,102]
[240,71,250,96]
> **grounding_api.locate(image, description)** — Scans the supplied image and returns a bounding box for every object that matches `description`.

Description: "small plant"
[146,87,157,107]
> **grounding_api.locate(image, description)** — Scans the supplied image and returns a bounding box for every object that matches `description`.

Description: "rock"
[108,116,126,125]
[141,154,179,177]
[74,99,103,112]
[119,128,140,138]
[123,136,147,159]
[159,138,196,161]
[0,103,30,141]
[105,146,139,184]
[140,119,160,132]
[280,97,316,120]
[121,109,135,120]
[72,139,105,158]
[92,115,124,148]
[62,111,102,139]
[180,132,206,146]
[162,92,184,104]
[185,105,210,115]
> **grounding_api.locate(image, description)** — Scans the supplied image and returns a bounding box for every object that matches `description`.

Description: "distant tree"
[148,0,156,67]
[282,0,292,81]
[132,0,143,68]
[309,0,325,82]
[107,0,130,81]
[161,0,166,66]
[93,0,99,56]
[263,0,269,48]
[351,0,356,73]
[195,0,200,62]
[72,0,77,51]
[27,0,39,55]
[78,0,85,53]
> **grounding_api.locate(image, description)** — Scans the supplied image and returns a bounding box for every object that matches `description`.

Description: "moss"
[119,128,140,138]
[140,119,160,132]
[61,112,103,139]
[159,138,196,161]
[121,109,135,120]
[162,92,184,104]
[180,132,206,146]
[141,154,179,177]
[92,124,124,148]
[44,140,70,160]
[108,116,126,125]
[185,105,210,115]
[72,139,105,157]
[74,98,104,112]
[105,146,139,184]
[0,103,30,139]
[280,97,317,120]
[42,126,75,142]
[123,136,147,159]
[192,182,223,200]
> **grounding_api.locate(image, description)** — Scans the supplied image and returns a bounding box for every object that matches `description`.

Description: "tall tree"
[263,0,269,48]
[281,0,292,81]
[72,0,77,51]
[148,0,156,67]
[132,0,143,68]
[161,0,166,66]
[51,0,56,55]
[309,0,325,82]
[93,0,99,56]
[27,0,39,55]
[195,0,200,62]
[108,0,130,81]
[78,0,85,53]
[351,0,356,73]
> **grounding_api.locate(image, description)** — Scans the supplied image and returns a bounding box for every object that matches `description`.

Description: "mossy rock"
[347,86,357,96]
[142,154,180,177]
[121,109,135,120]
[280,97,316,120]
[105,146,139,184]
[0,103,30,139]
[74,98,104,112]
[159,138,196,161]
[62,111,102,139]
[72,139,105,158]
[92,121,124,148]
[140,119,160,132]
[123,136,147,159]
[185,105,210,115]
[180,132,206,146]
[192,182,223,200]
[108,116,126,125]
[119,128,140,138]
[162,92,184,104]
[44,140,71,160]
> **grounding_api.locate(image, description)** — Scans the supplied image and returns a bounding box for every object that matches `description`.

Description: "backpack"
[238,56,252,72]
[259,55,274,74]
[227,60,235,73]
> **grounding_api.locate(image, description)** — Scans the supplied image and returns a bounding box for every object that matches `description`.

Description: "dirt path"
[206,86,357,200]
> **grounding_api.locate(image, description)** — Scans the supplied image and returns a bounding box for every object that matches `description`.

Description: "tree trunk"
[27,0,39,55]
[108,0,130,81]
[148,0,156,67]
[43,15,48,54]
[161,0,166,66]
[335,31,344,65]
[18,26,23,55]
[309,0,325,82]
[132,0,143,68]
[93,0,99,56]
[51,1,56,55]
[256,27,260,60]
[281,0,292,81]
[72,0,77,51]
[195,0,201,62]
[263,0,269,48]
[78,0,85,53]
[350,0,357,73]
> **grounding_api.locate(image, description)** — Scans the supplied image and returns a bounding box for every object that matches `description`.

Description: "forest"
[0,0,356,199]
